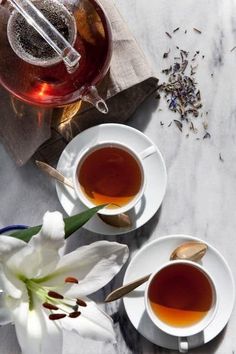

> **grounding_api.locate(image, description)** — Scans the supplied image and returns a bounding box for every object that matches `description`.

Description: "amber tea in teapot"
[0,0,112,107]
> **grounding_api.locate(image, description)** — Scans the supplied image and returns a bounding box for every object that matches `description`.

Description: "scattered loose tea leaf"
[180,49,189,57]
[163,49,170,58]
[192,51,199,61]
[230,46,236,52]
[219,153,224,162]
[165,31,172,38]
[193,27,202,34]
[185,29,187,34]
[158,37,210,139]
[203,132,211,139]
[174,119,183,132]
[173,27,180,33]
[190,64,198,75]
[203,121,208,130]
[189,121,198,133]
[162,66,172,75]
[160,121,164,126]
[159,49,203,122]
[196,90,201,101]
[168,121,172,127]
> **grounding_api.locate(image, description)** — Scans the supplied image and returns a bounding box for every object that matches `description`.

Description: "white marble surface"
[0,0,236,353]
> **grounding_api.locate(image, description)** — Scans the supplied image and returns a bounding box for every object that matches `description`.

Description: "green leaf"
[10,225,41,242]
[8,205,106,243]
[64,205,106,239]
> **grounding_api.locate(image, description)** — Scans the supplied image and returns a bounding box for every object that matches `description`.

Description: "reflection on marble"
[0,0,236,353]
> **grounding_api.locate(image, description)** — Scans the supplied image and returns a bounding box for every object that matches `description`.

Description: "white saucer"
[56,123,167,235]
[123,235,235,350]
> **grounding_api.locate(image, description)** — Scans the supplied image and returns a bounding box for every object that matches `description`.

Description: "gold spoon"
[35,160,74,188]
[105,241,207,302]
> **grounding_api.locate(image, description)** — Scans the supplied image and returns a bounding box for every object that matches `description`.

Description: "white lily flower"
[0,211,129,354]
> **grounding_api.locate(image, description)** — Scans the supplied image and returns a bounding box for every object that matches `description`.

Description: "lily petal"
[5,212,65,280]
[5,244,41,280]
[61,297,115,343]
[29,211,65,249]
[41,241,129,296]
[0,265,25,299]
[12,292,63,354]
[28,211,66,278]
[0,235,26,262]
[0,291,12,325]
[0,237,39,296]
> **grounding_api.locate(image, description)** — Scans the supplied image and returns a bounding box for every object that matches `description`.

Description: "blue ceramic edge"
[0,225,28,234]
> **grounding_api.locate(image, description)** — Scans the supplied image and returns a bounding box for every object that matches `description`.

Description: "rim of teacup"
[72,141,146,216]
[144,259,218,338]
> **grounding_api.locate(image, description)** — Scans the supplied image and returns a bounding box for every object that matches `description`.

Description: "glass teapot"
[0,0,112,113]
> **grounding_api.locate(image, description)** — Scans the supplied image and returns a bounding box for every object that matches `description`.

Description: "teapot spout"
[82,86,108,114]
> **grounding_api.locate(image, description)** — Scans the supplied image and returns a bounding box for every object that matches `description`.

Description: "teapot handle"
[82,86,108,114]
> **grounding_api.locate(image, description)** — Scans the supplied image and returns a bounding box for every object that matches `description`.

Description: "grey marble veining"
[0,0,236,353]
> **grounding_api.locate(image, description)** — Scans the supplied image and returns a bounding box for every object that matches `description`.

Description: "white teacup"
[145,260,218,353]
[72,141,157,216]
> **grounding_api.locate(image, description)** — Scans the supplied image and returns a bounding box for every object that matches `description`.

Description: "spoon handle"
[35,160,74,189]
[105,273,151,302]
[105,241,208,303]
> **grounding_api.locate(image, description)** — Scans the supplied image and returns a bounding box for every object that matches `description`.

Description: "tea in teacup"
[73,142,145,215]
[148,262,213,327]
[145,260,217,339]
[78,146,142,206]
